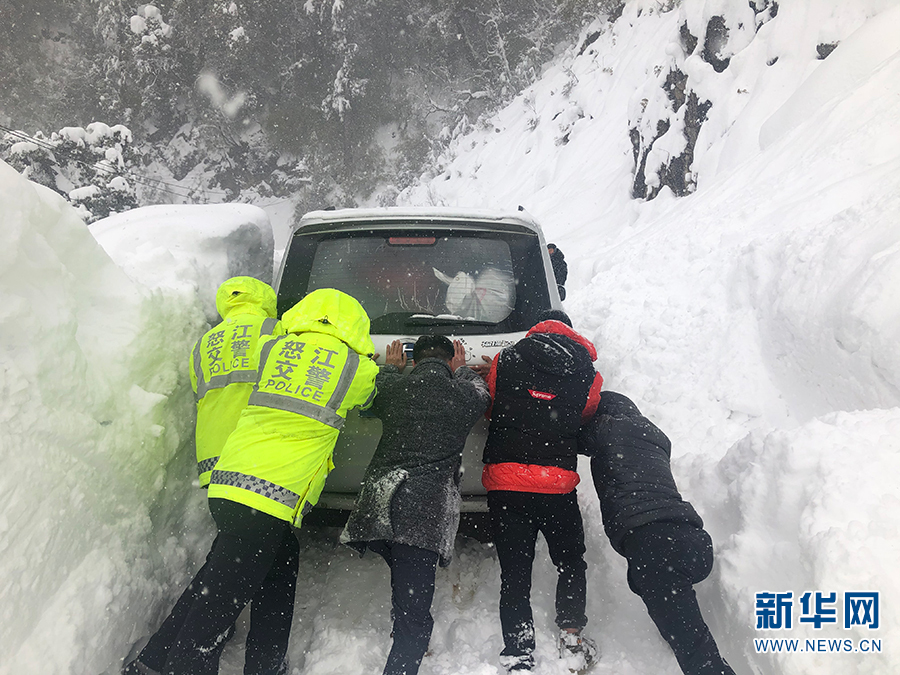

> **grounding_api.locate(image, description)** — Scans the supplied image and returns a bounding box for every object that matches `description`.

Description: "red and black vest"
[482,321,602,473]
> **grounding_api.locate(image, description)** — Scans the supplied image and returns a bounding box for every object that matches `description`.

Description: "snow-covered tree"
[2,0,613,212]
[0,123,139,222]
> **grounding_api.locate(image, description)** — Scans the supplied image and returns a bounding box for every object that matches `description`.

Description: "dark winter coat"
[549,248,568,286]
[341,358,490,566]
[482,320,602,472]
[577,391,704,554]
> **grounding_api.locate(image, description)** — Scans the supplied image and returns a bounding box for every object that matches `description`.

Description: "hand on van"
[450,340,467,371]
[384,340,408,369]
[470,355,494,378]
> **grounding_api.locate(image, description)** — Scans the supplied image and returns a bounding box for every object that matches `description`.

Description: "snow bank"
[715,410,900,674]
[0,160,211,675]
[89,203,275,322]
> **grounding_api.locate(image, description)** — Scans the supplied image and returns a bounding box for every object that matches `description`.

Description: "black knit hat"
[536,309,572,327]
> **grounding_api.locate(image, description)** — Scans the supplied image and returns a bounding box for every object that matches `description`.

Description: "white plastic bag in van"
[434,267,515,323]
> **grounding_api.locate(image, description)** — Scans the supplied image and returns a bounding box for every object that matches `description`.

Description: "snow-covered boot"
[558,629,598,673]
[499,652,535,672]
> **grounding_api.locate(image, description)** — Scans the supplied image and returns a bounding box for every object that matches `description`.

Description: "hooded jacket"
[341,358,490,565]
[578,391,704,554]
[549,247,568,286]
[481,320,603,492]
[189,276,284,486]
[208,288,378,526]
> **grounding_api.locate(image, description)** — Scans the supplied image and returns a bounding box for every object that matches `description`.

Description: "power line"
[1,125,200,199]
[0,125,189,198]
[0,124,219,197]
[0,124,231,199]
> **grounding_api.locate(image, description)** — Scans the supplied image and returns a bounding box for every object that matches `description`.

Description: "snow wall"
[0,166,276,674]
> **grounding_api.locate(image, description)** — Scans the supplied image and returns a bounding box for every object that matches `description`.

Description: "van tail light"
[388,236,436,245]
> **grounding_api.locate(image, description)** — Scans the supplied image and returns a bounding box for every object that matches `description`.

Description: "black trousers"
[622,522,735,675]
[137,498,299,675]
[488,490,588,662]
[368,540,440,675]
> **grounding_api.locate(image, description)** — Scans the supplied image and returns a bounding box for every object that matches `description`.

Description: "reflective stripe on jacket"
[189,315,283,487]
[208,289,378,525]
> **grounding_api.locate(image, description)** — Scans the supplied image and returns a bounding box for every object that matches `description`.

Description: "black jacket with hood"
[549,247,568,286]
[482,320,602,472]
[577,391,704,554]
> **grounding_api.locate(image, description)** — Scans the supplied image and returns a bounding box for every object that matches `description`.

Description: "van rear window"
[307,235,515,324]
[277,228,551,334]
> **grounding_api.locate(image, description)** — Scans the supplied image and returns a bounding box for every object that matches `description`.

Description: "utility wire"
[1,125,199,198]
[0,125,183,197]
[1,124,211,198]
[0,125,207,196]
[0,124,231,199]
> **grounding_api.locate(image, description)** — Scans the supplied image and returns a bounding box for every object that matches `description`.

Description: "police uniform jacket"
[189,277,284,486]
[208,289,378,526]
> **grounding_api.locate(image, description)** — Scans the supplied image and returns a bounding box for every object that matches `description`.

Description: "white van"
[274,207,562,537]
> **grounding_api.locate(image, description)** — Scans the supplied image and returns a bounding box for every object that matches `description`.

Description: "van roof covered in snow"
[294,206,544,236]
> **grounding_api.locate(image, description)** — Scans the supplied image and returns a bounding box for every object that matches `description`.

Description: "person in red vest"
[481,309,603,673]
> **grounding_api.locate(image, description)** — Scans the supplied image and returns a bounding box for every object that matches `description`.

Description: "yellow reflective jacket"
[189,277,284,487]
[208,289,378,526]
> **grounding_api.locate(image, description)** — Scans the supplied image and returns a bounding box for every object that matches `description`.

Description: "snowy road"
[217,515,718,675]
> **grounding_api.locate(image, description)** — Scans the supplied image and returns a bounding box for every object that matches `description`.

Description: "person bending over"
[342,335,490,675]
[126,277,284,673]
[124,289,378,675]
[578,391,737,675]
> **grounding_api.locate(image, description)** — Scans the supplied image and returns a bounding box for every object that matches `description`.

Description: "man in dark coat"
[482,309,603,672]
[578,391,737,675]
[547,243,568,300]
[342,335,490,675]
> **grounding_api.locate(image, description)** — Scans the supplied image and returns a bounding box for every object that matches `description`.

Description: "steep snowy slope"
[396,1,900,673]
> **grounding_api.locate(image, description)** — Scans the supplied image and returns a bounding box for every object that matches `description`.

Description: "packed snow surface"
[1,1,899,674]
